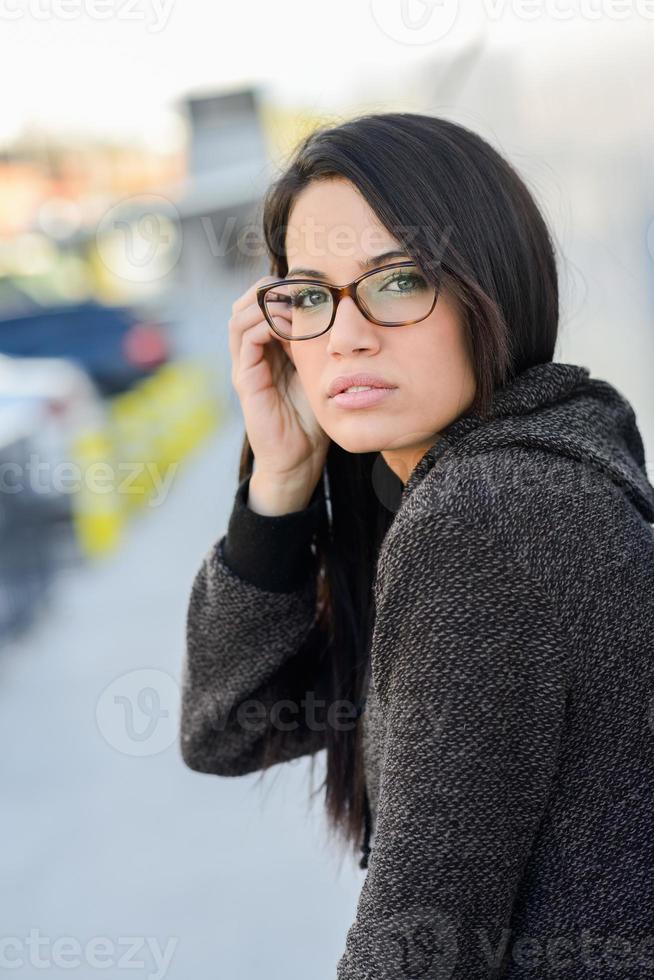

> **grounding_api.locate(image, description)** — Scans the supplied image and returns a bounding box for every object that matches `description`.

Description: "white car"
[0,354,106,523]
[0,395,56,637]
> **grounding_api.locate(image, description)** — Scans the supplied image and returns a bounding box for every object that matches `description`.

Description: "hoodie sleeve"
[220,472,328,593]
[179,473,330,776]
[336,509,570,980]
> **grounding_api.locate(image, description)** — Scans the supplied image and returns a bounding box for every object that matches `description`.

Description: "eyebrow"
[286,249,412,280]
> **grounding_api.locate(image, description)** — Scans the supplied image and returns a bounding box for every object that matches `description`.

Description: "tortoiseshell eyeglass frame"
[256,260,441,341]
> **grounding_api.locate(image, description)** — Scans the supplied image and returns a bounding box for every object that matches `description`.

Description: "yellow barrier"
[70,428,125,557]
[71,360,224,558]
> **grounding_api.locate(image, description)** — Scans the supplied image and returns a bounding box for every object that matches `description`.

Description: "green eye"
[380,272,428,293]
[291,288,330,310]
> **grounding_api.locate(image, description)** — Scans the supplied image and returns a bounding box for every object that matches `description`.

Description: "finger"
[228,301,272,372]
[263,298,292,324]
[235,317,289,380]
[228,297,292,370]
[230,275,280,316]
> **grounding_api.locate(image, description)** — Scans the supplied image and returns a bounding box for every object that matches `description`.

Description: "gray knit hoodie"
[180,361,654,979]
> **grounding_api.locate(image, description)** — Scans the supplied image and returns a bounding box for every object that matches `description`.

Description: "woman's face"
[281,177,477,485]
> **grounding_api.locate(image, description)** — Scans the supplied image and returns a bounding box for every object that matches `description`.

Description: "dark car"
[0,284,170,397]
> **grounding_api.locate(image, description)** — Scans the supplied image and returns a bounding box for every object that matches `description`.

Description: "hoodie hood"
[401,361,654,524]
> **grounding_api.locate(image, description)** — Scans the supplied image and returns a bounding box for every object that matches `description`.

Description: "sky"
[3,0,649,145]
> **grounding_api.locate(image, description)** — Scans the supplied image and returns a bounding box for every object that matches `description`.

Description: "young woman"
[180,113,654,978]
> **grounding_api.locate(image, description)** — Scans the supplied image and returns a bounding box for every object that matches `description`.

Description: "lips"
[327,373,397,398]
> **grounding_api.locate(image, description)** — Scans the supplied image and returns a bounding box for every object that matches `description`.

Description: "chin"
[330,426,395,456]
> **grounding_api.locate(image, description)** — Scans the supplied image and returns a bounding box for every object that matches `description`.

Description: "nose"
[325,296,380,356]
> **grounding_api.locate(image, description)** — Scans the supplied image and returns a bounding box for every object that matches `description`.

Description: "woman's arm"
[179,473,330,776]
[337,509,571,979]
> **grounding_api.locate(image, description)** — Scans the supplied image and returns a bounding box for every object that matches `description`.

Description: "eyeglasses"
[256,261,440,341]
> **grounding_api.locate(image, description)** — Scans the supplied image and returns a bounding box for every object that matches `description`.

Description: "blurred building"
[171,87,274,364]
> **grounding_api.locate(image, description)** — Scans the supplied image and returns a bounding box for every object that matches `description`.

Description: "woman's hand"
[228,275,331,510]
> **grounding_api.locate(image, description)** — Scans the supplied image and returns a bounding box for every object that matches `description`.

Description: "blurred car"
[0,396,59,638]
[0,280,170,397]
[0,353,107,527]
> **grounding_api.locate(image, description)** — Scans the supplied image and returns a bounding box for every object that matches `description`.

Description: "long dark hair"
[238,111,559,865]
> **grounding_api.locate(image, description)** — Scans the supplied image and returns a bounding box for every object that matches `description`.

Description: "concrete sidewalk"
[0,410,362,980]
